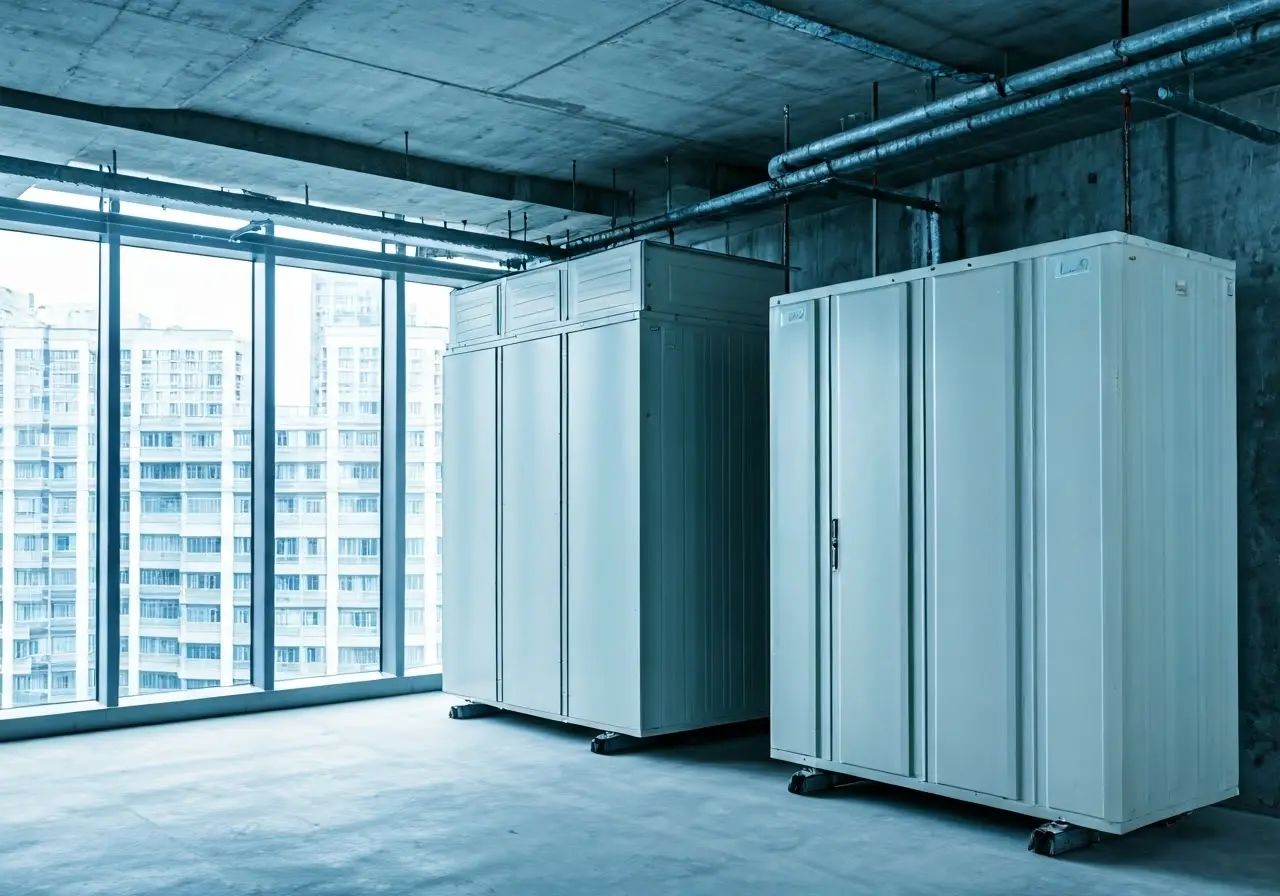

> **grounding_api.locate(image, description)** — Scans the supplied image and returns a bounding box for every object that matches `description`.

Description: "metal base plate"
[448,702,502,720]
[1028,820,1102,857]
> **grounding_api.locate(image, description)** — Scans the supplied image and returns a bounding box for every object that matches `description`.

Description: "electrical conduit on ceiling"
[567,6,1280,253]
[768,0,1280,177]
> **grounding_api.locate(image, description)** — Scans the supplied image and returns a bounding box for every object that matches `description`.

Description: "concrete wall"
[703,87,1280,816]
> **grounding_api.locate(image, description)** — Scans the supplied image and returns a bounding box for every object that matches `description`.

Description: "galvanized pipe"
[1154,86,1280,143]
[767,0,1280,177]
[568,21,1280,253]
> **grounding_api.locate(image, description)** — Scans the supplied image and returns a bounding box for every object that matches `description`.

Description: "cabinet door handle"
[830,518,839,570]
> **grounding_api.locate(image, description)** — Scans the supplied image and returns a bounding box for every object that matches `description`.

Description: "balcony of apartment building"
[181,552,223,572]
[138,546,181,565]
[12,671,51,707]
[139,505,182,527]
[337,468,380,493]
[12,440,49,461]
[137,641,181,671]
[179,656,221,682]
[336,509,380,530]
[12,508,52,529]
[183,435,222,457]
[10,544,47,566]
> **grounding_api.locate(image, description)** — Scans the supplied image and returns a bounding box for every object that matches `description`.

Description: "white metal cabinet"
[926,266,1020,800]
[500,335,563,715]
[770,232,1239,834]
[831,284,912,778]
[441,347,498,701]
[566,321,642,729]
[446,241,783,738]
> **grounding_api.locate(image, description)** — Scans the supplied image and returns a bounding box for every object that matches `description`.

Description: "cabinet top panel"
[772,231,1235,307]
[451,239,784,348]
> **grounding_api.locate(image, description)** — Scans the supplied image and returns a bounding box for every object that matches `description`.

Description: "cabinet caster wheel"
[449,702,500,720]
[1155,812,1191,828]
[788,767,856,795]
[1028,820,1100,857]
[590,731,641,755]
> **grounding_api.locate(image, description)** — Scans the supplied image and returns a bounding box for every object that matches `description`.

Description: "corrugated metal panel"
[450,282,500,344]
[1116,245,1239,822]
[640,319,770,732]
[502,266,564,335]
[644,243,780,325]
[567,243,642,321]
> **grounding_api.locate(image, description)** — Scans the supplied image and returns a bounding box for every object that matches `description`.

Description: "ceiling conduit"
[568,9,1280,254]
[768,0,1280,177]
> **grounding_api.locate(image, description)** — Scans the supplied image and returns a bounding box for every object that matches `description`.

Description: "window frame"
[0,198,458,740]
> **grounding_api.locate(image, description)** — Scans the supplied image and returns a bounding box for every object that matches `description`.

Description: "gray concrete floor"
[1,692,1277,895]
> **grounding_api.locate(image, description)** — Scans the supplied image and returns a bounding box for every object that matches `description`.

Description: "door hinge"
[830,518,839,570]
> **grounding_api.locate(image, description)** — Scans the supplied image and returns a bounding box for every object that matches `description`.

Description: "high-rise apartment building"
[0,273,446,708]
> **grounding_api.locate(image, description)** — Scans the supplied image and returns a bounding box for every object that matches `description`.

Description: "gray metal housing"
[444,241,783,736]
[769,232,1239,833]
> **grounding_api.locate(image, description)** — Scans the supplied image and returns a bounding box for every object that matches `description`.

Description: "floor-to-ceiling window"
[0,229,101,709]
[404,282,449,671]
[0,192,464,737]
[118,247,252,699]
[274,266,383,681]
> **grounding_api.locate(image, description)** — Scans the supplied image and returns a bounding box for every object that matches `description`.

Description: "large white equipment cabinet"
[770,232,1239,849]
[444,240,783,750]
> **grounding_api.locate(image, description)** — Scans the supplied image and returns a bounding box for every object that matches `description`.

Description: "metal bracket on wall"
[1150,86,1280,145]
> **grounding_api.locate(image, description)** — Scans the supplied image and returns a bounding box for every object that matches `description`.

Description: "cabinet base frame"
[772,747,1237,836]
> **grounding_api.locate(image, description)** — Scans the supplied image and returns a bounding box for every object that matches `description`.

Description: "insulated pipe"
[1154,86,1280,143]
[767,0,1280,177]
[568,21,1280,253]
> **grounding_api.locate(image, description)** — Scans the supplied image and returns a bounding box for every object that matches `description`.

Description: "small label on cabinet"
[1054,255,1090,278]
[780,305,807,326]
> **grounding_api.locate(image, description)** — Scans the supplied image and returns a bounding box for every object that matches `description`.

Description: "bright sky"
[0,188,451,407]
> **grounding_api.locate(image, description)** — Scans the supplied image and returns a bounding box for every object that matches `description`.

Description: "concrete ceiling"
[0,0,1276,244]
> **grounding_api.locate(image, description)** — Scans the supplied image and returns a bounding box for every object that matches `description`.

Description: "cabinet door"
[830,285,913,777]
[441,348,499,701]
[770,300,822,758]
[926,265,1019,800]
[566,321,641,729]
[500,336,563,714]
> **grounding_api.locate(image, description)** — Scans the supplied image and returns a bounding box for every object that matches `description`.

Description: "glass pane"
[404,283,449,670]
[275,268,382,680]
[118,247,252,698]
[0,229,100,709]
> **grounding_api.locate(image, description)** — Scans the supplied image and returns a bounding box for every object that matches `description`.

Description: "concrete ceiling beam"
[0,86,629,217]
[703,0,993,83]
